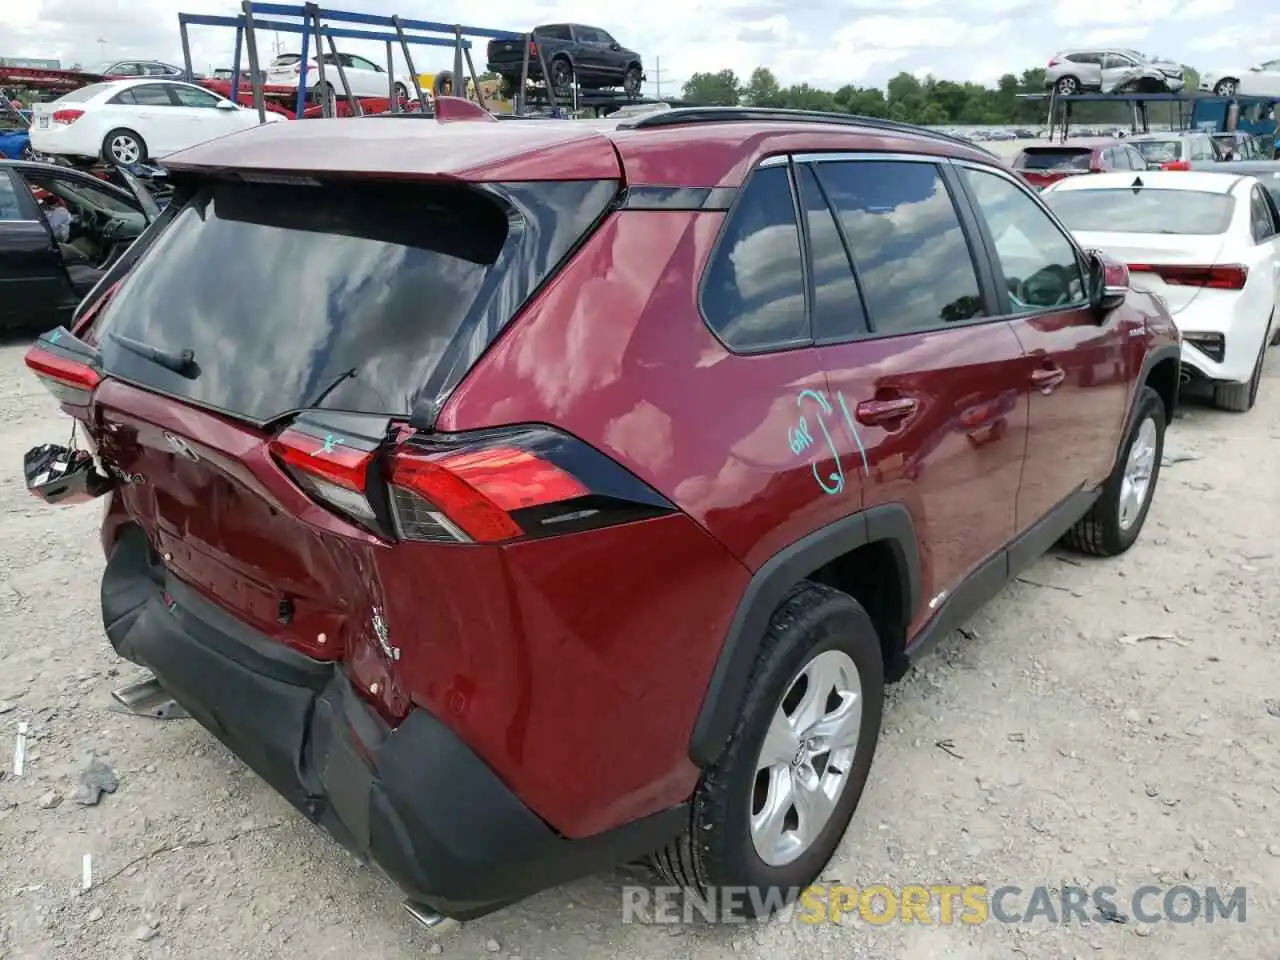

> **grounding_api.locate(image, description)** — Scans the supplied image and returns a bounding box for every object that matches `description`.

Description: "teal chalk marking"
[321,433,343,453]
[835,391,870,477]
[788,417,814,456]
[48,330,62,344]
[796,389,845,496]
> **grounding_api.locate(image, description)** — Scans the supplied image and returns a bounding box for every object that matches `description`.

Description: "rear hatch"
[48,172,619,717]
[1042,184,1238,315]
[1014,146,1095,189]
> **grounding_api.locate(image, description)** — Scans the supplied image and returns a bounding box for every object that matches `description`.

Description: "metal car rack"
[177,1,567,122]
[1020,90,1280,143]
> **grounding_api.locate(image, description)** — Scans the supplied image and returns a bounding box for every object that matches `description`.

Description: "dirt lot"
[0,337,1277,960]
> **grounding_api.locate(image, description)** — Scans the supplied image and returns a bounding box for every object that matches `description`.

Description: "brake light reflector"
[24,345,102,406]
[1127,263,1248,290]
[52,109,83,125]
[270,427,378,523]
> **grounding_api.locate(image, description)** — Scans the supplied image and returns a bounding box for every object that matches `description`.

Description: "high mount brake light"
[24,345,102,406]
[1127,263,1248,290]
[269,422,675,545]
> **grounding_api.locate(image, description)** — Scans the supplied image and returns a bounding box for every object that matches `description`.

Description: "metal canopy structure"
[1019,91,1280,143]
[177,1,560,121]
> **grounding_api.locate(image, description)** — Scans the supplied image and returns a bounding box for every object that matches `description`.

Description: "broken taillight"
[24,342,103,406]
[1127,263,1248,290]
[269,422,675,545]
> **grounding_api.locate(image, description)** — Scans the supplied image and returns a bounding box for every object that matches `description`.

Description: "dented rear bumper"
[101,525,684,921]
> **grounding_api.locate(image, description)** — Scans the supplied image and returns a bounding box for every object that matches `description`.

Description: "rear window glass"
[1043,188,1235,235]
[92,180,510,424]
[56,83,113,103]
[1015,149,1092,172]
[1133,140,1182,163]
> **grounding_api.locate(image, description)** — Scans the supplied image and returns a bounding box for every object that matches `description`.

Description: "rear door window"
[700,165,808,351]
[90,178,615,424]
[112,84,177,107]
[815,160,984,334]
[794,164,866,342]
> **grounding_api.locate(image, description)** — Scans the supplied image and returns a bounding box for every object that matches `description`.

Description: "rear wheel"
[1214,338,1265,412]
[652,582,884,918]
[1214,78,1238,97]
[623,66,643,98]
[394,81,408,101]
[102,128,147,166]
[1055,75,1080,96]
[1062,386,1165,557]
[549,57,574,97]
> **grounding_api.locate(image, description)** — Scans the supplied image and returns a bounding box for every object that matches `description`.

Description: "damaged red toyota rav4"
[23,102,1181,928]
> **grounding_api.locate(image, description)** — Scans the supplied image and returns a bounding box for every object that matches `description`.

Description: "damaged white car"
[1045,49,1186,97]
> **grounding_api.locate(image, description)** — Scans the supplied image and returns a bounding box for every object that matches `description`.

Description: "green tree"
[681,69,742,106]
[742,67,782,107]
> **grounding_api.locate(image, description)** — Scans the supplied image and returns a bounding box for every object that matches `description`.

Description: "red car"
[1013,137,1150,189]
[23,104,1181,927]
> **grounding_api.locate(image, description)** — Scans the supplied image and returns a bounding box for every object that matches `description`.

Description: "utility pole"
[653,56,663,99]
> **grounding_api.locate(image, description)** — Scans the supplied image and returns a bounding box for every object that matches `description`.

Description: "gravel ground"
[0,337,1277,960]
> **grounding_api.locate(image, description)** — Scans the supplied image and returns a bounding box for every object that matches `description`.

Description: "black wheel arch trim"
[1133,342,1182,424]
[688,503,921,768]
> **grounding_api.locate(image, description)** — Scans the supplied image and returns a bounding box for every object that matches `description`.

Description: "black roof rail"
[617,106,999,159]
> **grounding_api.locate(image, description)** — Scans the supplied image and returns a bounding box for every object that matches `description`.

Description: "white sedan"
[1199,58,1280,97]
[1042,171,1280,412]
[265,52,416,102]
[29,78,283,166]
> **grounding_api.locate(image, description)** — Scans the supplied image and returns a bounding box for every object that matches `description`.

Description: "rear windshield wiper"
[108,333,199,379]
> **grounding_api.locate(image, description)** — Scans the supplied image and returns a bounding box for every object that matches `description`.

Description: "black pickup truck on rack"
[487,24,645,99]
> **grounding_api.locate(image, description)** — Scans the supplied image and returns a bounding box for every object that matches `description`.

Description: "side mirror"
[215,99,237,110]
[1088,250,1129,316]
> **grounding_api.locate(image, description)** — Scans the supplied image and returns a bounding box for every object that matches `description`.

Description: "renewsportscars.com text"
[621,884,1248,926]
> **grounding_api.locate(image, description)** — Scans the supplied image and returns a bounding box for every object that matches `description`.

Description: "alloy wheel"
[110,135,140,165]
[1118,416,1157,531]
[750,649,862,867]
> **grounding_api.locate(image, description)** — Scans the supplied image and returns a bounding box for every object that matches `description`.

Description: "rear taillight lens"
[1161,160,1192,170]
[52,109,83,125]
[25,338,103,406]
[269,421,675,545]
[1128,263,1248,290]
[529,42,538,56]
[1048,57,1061,67]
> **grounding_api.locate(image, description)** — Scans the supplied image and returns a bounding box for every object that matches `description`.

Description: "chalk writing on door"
[787,388,870,495]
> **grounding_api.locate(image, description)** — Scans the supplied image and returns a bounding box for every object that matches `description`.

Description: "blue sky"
[3,0,1279,96]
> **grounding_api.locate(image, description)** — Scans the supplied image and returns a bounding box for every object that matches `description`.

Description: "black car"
[486,24,644,98]
[0,159,160,331]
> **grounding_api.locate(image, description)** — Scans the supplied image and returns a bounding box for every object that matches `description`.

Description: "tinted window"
[795,165,866,341]
[575,27,603,42]
[535,24,573,40]
[350,56,379,71]
[816,161,983,333]
[0,173,24,221]
[1250,187,1276,241]
[1044,189,1235,235]
[1015,148,1092,171]
[92,180,511,423]
[1133,139,1182,164]
[961,168,1085,311]
[701,165,808,350]
[171,85,221,108]
[113,84,175,107]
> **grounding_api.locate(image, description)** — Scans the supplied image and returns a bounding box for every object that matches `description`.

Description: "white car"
[1042,171,1280,412]
[29,78,283,166]
[1200,59,1280,98]
[265,52,415,102]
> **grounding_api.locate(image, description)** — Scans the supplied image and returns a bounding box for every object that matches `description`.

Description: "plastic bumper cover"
[100,526,685,920]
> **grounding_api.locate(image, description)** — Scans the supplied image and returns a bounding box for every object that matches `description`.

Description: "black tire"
[623,66,643,98]
[311,82,337,113]
[1062,385,1165,557]
[1214,78,1238,97]
[101,128,147,166]
[394,81,408,101]
[1214,337,1265,412]
[549,57,574,97]
[1055,75,1080,96]
[651,582,884,918]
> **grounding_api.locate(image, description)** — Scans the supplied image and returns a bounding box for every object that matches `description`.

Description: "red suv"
[1013,137,1149,189]
[23,104,1181,926]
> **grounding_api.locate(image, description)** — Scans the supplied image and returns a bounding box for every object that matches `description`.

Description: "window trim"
[694,158,814,355]
[949,158,1092,322]
[796,163,872,345]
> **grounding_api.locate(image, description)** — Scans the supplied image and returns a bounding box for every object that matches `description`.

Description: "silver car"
[1045,49,1185,96]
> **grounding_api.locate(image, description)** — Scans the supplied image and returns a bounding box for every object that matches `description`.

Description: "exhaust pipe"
[402,900,460,937]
